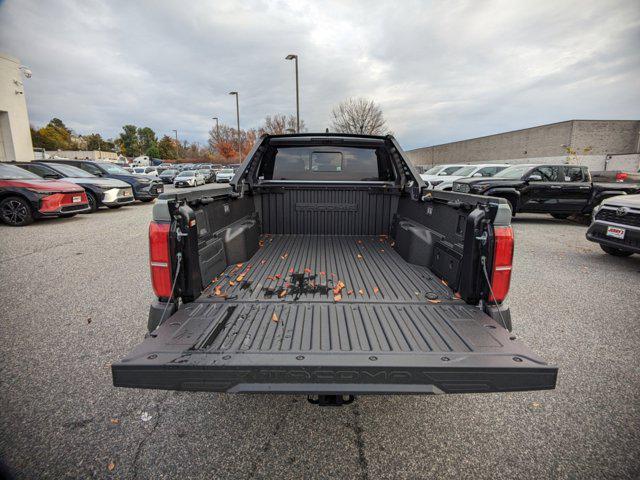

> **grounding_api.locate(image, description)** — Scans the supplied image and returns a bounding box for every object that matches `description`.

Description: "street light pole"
[212,117,219,141]
[285,54,300,133]
[228,92,241,161]
[172,129,179,159]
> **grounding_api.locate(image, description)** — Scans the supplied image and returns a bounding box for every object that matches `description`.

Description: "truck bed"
[205,234,453,303]
[113,234,557,394]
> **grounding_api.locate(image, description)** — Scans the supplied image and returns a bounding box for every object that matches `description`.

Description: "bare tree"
[330,97,389,135]
[259,114,306,135]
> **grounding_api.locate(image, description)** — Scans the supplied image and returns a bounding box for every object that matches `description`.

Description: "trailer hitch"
[307,395,356,407]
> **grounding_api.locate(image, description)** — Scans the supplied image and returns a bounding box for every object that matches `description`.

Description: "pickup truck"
[112,134,557,405]
[452,164,640,219]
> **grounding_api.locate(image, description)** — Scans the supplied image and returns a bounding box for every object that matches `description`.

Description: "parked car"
[420,164,468,184]
[158,169,179,184]
[42,160,163,202]
[14,162,134,212]
[132,166,159,177]
[587,194,640,257]
[112,133,557,404]
[215,168,235,183]
[453,164,640,218]
[173,170,205,187]
[198,168,216,183]
[0,163,89,226]
[590,170,640,183]
[431,164,509,190]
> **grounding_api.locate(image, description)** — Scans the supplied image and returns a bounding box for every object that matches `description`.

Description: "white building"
[44,150,119,161]
[0,53,34,162]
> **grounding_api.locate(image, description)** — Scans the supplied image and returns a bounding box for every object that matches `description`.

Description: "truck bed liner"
[204,234,453,303]
[113,235,557,394]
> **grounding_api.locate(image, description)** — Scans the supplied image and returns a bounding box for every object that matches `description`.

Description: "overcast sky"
[1,0,639,150]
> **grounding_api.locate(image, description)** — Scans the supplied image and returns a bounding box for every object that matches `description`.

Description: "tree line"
[30,97,389,162]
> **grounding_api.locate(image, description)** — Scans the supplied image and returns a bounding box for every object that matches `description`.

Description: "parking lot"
[0,199,639,479]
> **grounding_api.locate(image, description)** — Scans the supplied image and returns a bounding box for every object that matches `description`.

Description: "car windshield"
[449,166,475,176]
[49,163,96,178]
[424,166,444,175]
[0,164,42,180]
[220,169,234,173]
[493,165,534,179]
[439,166,466,175]
[198,169,209,174]
[162,169,177,174]
[98,163,130,175]
[178,171,195,177]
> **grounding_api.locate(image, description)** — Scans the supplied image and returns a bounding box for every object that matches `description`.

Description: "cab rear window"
[258,146,395,181]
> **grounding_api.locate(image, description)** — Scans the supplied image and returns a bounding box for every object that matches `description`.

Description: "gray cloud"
[1,0,638,150]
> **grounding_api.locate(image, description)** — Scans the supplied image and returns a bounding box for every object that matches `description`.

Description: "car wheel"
[86,192,98,213]
[600,244,634,257]
[140,198,154,203]
[551,213,570,219]
[0,196,34,226]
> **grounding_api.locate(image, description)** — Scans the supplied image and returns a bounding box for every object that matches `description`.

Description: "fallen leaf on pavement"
[236,275,244,282]
[427,299,442,304]
[229,281,235,286]
[275,273,282,279]
[373,287,380,294]
[278,289,287,298]
[334,293,342,302]
[347,290,353,295]
[87,317,92,324]
[271,312,278,322]
[110,418,120,425]
[107,461,115,472]
[357,254,363,259]
[359,289,365,295]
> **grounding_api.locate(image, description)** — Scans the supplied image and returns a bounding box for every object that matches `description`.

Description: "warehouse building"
[0,53,34,162]
[407,120,640,172]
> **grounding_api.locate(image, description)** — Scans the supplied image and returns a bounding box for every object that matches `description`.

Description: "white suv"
[431,164,510,190]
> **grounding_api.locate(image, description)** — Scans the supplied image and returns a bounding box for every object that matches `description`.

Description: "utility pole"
[228,92,241,160]
[285,54,300,132]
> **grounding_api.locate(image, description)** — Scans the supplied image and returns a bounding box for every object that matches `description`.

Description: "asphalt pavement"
[0,199,639,479]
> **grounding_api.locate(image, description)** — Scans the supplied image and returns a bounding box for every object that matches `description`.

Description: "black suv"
[453,164,640,218]
[42,160,163,201]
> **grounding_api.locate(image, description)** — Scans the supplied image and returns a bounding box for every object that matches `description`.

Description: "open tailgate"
[113,300,556,395]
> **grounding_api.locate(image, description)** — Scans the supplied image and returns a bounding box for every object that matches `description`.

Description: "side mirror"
[472,172,483,177]
[527,174,542,182]
[43,173,61,179]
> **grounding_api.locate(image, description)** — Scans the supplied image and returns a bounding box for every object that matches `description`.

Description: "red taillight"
[149,221,172,298]
[615,172,628,182]
[489,226,514,303]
